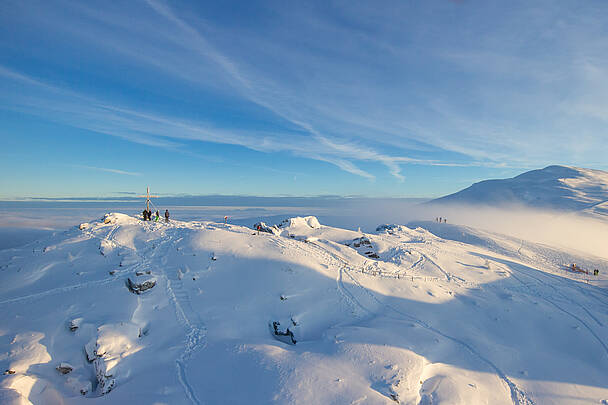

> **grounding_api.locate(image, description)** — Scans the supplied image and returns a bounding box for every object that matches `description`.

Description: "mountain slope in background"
[431,166,608,216]
[1,213,607,404]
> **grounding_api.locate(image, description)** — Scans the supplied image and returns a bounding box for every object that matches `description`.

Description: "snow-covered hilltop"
[1,213,607,404]
[430,166,608,217]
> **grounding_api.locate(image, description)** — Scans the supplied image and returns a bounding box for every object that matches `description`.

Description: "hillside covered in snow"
[1,213,607,404]
[430,166,608,218]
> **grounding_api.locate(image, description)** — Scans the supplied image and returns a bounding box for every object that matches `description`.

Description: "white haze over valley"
[2,200,607,259]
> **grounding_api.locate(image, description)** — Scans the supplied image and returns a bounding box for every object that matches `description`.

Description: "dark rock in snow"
[69,318,83,332]
[94,358,116,395]
[347,236,380,259]
[126,277,156,294]
[270,321,297,345]
[56,362,74,374]
[253,222,279,234]
[347,236,372,248]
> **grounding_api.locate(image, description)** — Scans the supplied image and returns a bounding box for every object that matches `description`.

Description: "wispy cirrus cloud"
[70,165,142,176]
[2,0,608,185]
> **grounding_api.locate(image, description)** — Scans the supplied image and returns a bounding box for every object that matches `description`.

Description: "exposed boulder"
[253,222,279,235]
[269,321,297,345]
[94,358,115,395]
[126,277,156,294]
[56,362,73,374]
[347,236,380,259]
[85,340,97,363]
[347,236,372,248]
[376,224,400,233]
[68,318,83,332]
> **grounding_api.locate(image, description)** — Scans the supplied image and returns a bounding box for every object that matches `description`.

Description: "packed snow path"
[158,230,206,405]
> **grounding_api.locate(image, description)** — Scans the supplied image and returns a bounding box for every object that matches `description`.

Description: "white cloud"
[2,0,608,180]
[72,165,142,176]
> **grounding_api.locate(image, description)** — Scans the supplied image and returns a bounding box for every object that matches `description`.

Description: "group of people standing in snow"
[142,208,170,222]
[435,217,447,223]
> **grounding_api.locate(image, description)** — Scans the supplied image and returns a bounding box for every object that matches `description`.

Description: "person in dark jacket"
[142,209,148,221]
[165,209,170,222]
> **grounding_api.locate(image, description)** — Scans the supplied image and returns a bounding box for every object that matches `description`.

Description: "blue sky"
[1,0,607,199]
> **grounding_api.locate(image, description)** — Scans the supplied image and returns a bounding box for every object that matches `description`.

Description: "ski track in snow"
[409,253,425,271]
[90,222,206,404]
[339,267,535,405]
[0,275,121,306]
[416,249,452,282]
[155,228,206,405]
[336,267,372,318]
[500,262,608,356]
[0,227,145,306]
[287,236,536,405]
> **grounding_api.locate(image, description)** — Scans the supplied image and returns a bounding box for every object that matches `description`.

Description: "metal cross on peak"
[137,187,159,211]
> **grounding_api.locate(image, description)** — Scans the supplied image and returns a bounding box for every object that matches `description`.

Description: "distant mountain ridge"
[431,165,608,216]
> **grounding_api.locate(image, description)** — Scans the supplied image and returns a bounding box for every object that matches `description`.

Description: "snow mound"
[278,216,322,230]
[100,212,141,226]
[255,216,336,241]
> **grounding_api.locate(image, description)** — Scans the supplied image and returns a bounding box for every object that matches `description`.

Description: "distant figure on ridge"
[165,210,170,222]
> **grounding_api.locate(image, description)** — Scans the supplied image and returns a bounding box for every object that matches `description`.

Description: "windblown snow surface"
[1,213,607,404]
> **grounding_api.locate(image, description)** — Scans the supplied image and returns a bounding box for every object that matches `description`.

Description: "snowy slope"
[430,166,608,216]
[1,213,607,404]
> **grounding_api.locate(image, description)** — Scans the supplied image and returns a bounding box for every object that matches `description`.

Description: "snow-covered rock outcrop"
[85,322,142,395]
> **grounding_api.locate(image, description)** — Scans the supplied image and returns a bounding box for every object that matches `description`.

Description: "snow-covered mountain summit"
[431,165,608,216]
[1,213,607,404]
